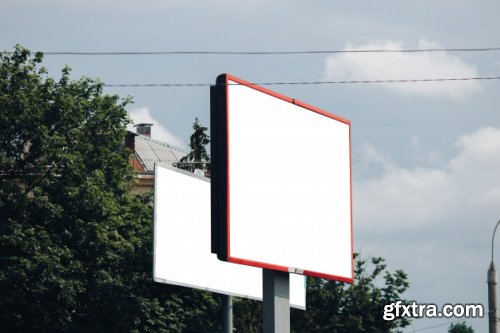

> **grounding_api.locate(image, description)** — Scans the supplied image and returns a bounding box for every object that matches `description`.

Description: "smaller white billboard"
[153,164,306,308]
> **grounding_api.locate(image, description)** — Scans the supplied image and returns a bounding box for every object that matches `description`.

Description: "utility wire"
[2,47,500,56]
[104,76,500,87]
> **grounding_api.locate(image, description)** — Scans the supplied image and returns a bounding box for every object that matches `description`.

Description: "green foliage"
[0,45,220,332]
[448,321,474,333]
[233,296,262,333]
[291,254,410,333]
[230,254,411,333]
[178,117,210,174]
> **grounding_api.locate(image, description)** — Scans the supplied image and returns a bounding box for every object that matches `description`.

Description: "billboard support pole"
[263,269,290,333]
[222,294,233,333]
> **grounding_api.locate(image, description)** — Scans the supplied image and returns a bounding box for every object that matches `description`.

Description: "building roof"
[134,134,188,173]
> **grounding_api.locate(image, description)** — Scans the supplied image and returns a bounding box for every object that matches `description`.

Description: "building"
[126,123,189,193]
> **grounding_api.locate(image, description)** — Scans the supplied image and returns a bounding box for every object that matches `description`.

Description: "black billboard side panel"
[210,75,228,261]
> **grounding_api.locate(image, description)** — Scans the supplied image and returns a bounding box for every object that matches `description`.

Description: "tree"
[291,254,410,333]
[178,117,210,175]
[231,254,411,333]
[0,45,220,332]
[448,321,474,333]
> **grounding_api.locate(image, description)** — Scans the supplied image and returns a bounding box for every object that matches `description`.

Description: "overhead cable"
[2,47,500,56]
[104,76,500,87]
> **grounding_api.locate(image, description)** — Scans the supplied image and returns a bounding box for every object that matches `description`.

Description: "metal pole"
[488,219,500,333]
[222,294,233,333]
[489,262,498,333]
[263,269,290,333]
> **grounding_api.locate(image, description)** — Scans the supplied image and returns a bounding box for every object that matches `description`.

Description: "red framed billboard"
[211,74,353,282]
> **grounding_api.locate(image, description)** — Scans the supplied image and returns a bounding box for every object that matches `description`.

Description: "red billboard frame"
[211,74,353,283]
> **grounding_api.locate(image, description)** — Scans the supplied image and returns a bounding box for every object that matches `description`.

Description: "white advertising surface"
[153,164,306,308]
[221,75,353,282]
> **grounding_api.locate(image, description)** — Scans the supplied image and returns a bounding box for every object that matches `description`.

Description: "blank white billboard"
[211,74,353,282]
[153,164,306,308]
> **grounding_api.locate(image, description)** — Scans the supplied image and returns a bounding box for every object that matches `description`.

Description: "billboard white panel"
[153,164,306,308]
[211,74,353,282]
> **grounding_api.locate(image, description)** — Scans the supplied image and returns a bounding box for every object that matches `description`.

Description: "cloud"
[354,128,500,323]
[355,127,500,231]
[127,107,185,148]
[324,39,481,99]
[449,127,500,205]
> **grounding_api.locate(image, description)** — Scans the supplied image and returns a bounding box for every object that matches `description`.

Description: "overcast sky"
[2,1,500,331]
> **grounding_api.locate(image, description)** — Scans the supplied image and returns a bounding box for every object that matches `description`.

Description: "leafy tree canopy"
[0,45,220,332]
[292,254,410,333]
[448,321,474,333]
[233,254,411,333]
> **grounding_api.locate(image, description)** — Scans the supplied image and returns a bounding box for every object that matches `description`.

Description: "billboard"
[153,164,306,308]
[211,74,353,282]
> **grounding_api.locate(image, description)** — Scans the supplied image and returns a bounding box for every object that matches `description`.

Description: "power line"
[2,47,500,56]
[104,76,500,88]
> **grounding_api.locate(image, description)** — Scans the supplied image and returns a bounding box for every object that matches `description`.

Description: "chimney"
[125,131,137,151]
[135,123,153,137]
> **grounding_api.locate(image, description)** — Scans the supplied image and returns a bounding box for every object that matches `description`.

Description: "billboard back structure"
[211,74,353,282]
[153,164,306,308]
